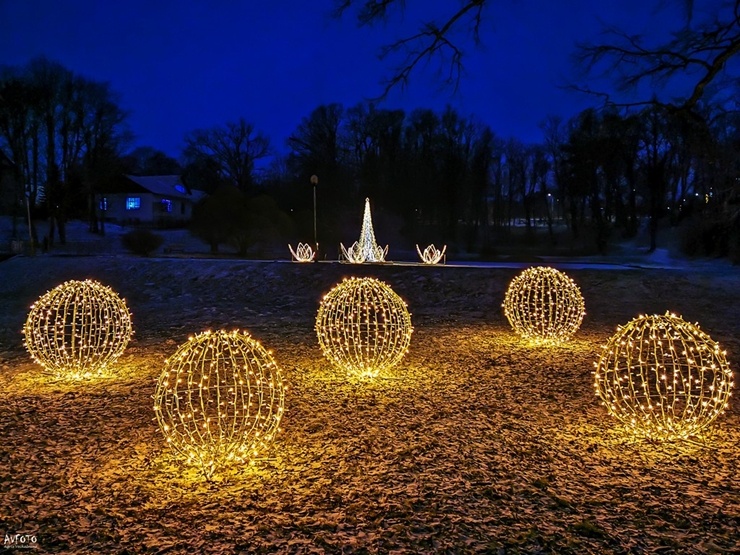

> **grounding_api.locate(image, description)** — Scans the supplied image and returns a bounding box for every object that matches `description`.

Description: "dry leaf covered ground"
[0,255,739,554]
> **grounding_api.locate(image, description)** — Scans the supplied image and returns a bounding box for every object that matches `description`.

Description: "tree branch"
[575,1,740,113]
[335,0,487,98]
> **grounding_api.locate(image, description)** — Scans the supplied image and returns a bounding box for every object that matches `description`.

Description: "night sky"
[1,0,684,159]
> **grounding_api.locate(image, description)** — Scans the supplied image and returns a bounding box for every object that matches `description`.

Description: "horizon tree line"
[1,56,738,259]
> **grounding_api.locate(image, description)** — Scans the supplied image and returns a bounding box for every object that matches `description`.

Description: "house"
[101,175,205,225]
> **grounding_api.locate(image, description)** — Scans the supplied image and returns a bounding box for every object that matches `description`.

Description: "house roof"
[125,175,193,199]
[103,175,206,202]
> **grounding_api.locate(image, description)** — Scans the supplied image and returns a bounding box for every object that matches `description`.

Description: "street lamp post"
[310,175,318,259]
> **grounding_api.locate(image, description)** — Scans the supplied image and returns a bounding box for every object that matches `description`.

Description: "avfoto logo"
[3,534,38,549]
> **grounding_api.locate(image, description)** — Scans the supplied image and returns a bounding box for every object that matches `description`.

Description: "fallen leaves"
[0,257,739,553]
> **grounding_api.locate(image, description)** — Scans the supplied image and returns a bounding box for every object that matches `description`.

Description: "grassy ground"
[0,256,738,554]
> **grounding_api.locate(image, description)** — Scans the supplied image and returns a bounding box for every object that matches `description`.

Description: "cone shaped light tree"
[341,198,388,263]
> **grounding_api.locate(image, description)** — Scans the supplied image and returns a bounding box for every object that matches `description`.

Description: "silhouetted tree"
[286,104,349,249]
[183,118,270,194]
[0,70,38,241]
[576,1,740,114]
[0,57,128,246]
[335,1,489,97]
[463,124,495,250]
[181,156,224,195]
[345,102,405,207]
[190,185,291,256]
[122,146,182,176]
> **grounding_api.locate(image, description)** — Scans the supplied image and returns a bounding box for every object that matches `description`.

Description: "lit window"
[126,197,141,210]
[161,199,172,213]
[99,197,108,211]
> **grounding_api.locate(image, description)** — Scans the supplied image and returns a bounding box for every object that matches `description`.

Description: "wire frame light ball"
[502,266,585,343]
[154,329,285,478]
[23,279,133,379]
[594,312,734,440]
[316,277,413,378]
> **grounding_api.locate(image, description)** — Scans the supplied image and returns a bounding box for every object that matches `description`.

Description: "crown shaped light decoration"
[154,329,285,478]
[416,244,446,264]
[288,242,316,262]
[502,266,585,343]
[23,279,133,379]
[594,312,734,440]
[316,277,412,378]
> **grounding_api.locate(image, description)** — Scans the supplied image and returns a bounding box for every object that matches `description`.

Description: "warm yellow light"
[502,266,585,343]
[23,279,133,379]
[153,329,285,478]
[416,244,446,264]
[288,242,315,262]
[340,198,388,263]
[315,277,413,378]
[594,312,734,440]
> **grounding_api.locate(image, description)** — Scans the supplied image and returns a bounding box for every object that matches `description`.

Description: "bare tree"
[335,0,488,97]
[286,103,348,210]
[575,1,740,113]
[184,118,270,194]
[122,146,181,176]
[0,70,37,242]
[0,58,128,246]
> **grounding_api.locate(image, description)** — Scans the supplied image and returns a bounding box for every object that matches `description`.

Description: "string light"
[23,279,133,379]
[341,198,388,263]
[594,312,734,440]
[315,277,413,378]
[416,244,446,265]
[502,266,585,343]
[153,329,285,478]
[288,242,316,262]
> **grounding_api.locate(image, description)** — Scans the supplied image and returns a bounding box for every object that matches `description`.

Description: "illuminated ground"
[0,256,738,554]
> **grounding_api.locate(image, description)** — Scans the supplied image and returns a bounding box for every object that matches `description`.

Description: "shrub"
[190,186,292,256]
[680,218,730,258]
[121,229,164,257]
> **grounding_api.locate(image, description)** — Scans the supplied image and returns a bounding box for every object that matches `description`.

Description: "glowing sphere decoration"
[502,266,585,343]
[316,277,413,378]
[594,312,734,440]
[153,329,285,478]
[23,279,133,379]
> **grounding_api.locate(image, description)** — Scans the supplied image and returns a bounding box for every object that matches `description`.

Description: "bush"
[190,186,292,256]
[680,218,730,258]
[121,229,164,257]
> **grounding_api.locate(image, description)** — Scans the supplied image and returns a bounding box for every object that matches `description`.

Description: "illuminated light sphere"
[154,329,285,478]
[502,266,585,343]
[23,279,133,379]
[594,312,734,440]
[316,277,413,378]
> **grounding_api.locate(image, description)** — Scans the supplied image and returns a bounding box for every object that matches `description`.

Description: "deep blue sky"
[1,0,684,159]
